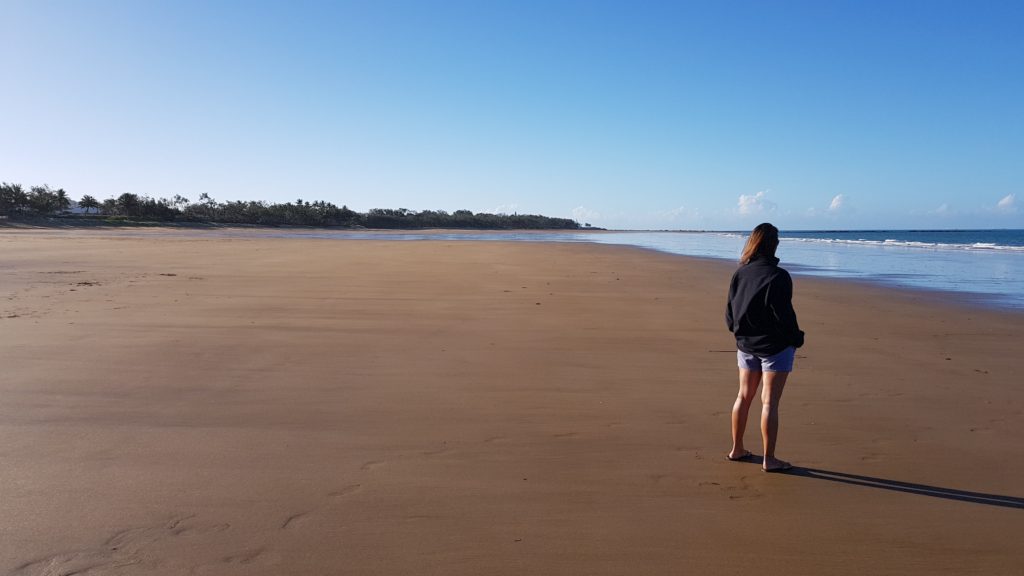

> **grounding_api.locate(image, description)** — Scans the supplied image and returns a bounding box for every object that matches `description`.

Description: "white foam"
[781,236,1024,252]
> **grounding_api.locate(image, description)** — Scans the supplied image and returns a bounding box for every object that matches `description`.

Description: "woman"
[725,223,804,472]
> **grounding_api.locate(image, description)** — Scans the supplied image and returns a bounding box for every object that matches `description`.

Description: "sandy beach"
[1,229,1021,575]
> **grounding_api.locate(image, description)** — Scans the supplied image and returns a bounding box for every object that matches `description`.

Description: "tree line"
[0,182,585,230]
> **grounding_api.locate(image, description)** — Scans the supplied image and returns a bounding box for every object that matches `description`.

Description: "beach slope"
[1,231,1021,575]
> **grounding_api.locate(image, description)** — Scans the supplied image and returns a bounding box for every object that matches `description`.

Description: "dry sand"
[1,229,1022,575]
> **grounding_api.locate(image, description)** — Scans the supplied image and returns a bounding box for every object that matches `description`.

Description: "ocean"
[211,227,1024,310]
[585,229,1024,310]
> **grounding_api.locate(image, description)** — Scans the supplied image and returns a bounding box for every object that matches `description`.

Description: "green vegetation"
[0,182,583,230]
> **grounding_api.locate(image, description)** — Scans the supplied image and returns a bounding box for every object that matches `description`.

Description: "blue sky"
[2,1,1022,230]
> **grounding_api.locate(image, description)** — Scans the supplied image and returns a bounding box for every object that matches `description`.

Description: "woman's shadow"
[758,460,1023,509]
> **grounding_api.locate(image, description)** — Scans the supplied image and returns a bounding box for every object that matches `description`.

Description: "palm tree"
[55,188,71,213]
[78,195,100,214]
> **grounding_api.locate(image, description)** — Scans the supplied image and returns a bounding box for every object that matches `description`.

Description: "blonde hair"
[740,223,780,264]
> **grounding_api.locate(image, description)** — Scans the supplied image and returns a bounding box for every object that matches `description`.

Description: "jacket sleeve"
[725,275,736,333]
[767,272,805,348]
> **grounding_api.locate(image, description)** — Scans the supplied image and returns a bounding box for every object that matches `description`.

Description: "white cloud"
[571,205,600,223]
[659,205,692,220]
[737,191,775,216]
[805,195,852,219]
[827,194,846,213]
[997,193,1016,213]
[492,203,519,215]
[934,203,952,215]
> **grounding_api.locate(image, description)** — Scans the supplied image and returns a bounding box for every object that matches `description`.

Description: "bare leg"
[760,370,790,471]
[729,369,762,460]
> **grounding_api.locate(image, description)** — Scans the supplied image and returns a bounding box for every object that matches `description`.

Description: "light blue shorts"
[737,346,795,373]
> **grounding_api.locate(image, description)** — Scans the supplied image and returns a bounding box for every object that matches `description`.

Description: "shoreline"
[3,225,1022,314]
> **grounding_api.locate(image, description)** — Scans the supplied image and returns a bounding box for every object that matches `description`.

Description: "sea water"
[217,228,1024,310]
[585,230,1024,310]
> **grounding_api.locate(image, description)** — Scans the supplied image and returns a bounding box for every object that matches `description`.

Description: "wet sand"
[1,229,1022,575]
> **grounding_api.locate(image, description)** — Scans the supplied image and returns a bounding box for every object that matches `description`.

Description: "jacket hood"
[747,255,780,266]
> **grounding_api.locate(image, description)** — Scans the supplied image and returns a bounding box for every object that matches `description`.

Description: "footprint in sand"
[280,511,313,530]
[722,476,763,501]
[172,521,231,537]
[11,550,123,576]
[328,484,362,499]
[193,548,273,574]
[361,460,384,471]
[13,515,233,576]
[105,515,194,550]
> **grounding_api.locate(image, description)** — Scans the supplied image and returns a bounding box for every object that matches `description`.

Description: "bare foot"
[726,450,752,461]
[762,457,793,472]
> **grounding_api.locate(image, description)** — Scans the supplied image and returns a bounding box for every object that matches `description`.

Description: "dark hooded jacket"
[726,256,805,356]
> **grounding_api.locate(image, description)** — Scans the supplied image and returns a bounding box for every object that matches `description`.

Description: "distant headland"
[0,182,598,230]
